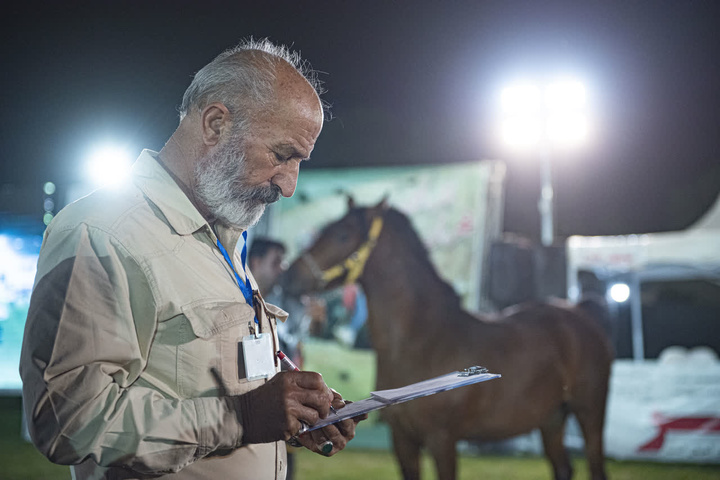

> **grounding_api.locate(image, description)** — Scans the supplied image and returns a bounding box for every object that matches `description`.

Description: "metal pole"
[630,272,645,361]
[538,147,554,246]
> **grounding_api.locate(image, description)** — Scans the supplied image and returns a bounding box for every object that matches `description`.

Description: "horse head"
[284,196,389,297]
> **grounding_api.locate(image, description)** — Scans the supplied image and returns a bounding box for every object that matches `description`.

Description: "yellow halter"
[302,216,384,288]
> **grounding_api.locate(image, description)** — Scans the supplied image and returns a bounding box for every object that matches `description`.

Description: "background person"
[20,38,364,480]
[248,237,324,369]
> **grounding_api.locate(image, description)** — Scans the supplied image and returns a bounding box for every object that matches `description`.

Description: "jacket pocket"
[177,300,256,396]
[181,300,254,338]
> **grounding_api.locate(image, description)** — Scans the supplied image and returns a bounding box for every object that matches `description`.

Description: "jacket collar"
[132,149,211,236]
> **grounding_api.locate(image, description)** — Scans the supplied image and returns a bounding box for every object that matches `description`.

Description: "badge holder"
[241,296,276,381]
[242,330,275,380]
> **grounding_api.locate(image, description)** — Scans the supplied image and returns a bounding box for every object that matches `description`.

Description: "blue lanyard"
[216,231,259,333]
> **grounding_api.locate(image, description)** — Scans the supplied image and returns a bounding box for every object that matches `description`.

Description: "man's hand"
[237,371,333,444]
[295,390,369,456]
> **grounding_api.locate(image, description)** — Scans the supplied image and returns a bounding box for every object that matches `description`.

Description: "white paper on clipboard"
[303,368,501,432]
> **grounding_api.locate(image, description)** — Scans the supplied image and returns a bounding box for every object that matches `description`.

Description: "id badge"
[242,333,276,381]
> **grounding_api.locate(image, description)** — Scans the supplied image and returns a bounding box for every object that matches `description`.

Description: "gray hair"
[178,38,326,124]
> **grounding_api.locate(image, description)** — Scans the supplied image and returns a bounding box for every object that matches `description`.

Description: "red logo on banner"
[638,413,720,452]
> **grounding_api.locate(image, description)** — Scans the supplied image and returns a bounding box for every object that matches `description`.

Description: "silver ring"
[297,421,309,435]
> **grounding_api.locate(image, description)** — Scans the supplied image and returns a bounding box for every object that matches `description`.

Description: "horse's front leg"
[426,430,458,480]
[391,424,422,480]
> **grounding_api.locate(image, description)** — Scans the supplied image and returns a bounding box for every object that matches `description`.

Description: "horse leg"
[540,407,573,480]
[572,403,608,480]
[426,430,457,480]
[391,426,423,480]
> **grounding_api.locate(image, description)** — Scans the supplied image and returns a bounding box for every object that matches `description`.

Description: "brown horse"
[284,198,613,480]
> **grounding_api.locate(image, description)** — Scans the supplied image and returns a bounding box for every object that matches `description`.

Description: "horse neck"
[357,216,464,350]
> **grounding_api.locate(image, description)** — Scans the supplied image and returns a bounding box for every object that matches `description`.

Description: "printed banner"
[605,360,720,463]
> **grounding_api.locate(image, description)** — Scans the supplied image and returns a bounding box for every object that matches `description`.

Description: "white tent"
[567,193,720,290]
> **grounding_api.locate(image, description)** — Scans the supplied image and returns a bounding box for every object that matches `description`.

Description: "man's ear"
[201,102,231,146]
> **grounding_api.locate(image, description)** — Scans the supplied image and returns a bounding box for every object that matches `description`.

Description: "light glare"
[501,117,542,148]
[499,77,589,150]
[609,283,631,303]
[501,83,542,114]
[87,146,133,187]
[545,80,586,111]
[43,181,56,195]
[546,113,589,146]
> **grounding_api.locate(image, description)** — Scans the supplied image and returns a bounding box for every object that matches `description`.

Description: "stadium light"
[499,77,589,246]
[608,282,631,303]
[86,145,133,188]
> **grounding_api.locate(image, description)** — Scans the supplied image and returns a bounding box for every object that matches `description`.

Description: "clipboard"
[302,366,501,433]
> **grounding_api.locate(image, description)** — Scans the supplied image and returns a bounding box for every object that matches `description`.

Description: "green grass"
[296,448,720,480]
[0,396,71,480]
[2,396,719,480]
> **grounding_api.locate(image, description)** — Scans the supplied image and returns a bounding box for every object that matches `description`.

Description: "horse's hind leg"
[572,400,608,480]
[540,407,573,480]
[391,426,422,480]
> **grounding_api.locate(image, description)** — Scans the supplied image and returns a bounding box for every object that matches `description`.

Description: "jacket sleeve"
[20,222,244,475]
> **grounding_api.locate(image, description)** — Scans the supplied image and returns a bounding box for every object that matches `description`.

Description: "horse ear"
[366,195,390,221]
[376,194,390,211]
[347,194,356,210]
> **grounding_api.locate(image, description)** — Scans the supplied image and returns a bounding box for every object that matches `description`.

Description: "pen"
[277,350,338,415]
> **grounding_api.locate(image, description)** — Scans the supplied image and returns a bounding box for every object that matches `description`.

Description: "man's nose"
[272,160,300,197]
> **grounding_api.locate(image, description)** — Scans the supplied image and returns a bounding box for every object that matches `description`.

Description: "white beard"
[194,135,281,229]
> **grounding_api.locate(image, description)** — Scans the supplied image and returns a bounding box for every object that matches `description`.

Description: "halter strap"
[304,215,384,288]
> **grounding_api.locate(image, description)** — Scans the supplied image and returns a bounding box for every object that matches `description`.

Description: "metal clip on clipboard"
[458,365,489,377]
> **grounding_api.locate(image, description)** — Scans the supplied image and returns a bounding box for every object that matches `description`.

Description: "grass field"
[2,395,719,480]
[295,448,720,480]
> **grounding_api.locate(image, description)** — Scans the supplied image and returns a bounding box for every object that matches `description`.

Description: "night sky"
[2,0,719,241]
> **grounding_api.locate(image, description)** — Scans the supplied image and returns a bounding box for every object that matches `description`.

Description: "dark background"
[2,0,719,241]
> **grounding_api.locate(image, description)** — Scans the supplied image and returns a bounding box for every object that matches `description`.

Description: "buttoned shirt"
[20,150,289,479]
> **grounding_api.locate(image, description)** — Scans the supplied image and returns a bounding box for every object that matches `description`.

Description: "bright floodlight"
[545,79,588,146]
[501,83,542,113]
[546,112,588,147]
[609,283,631,303]
[500,78,588,149]
[500,83,542,148]
[545,79,586,111]
[501,116,542,148]
[87,146,133,187]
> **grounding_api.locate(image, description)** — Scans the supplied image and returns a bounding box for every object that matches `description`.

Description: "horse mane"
[381,207,463,307]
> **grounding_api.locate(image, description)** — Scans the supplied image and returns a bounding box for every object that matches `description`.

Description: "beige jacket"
[20,150,289,479]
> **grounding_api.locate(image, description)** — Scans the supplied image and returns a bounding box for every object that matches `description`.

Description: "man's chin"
[225,205,266,230]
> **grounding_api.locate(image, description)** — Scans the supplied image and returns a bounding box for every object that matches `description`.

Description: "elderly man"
[20,39,363,480]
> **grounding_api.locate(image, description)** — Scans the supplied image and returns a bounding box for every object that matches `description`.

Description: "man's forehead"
[273,63,323,117]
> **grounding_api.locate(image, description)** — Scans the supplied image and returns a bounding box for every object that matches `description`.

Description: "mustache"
[231,182,282,204]
[253,183,282,203]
